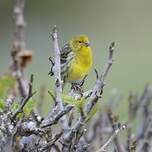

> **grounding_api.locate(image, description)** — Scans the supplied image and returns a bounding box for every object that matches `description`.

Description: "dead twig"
[40,131,63,151]
[41,105,73,128]
[12,74,37,120]
[11,0,30,98]
[85,42,115,114]
[96,124,127,152]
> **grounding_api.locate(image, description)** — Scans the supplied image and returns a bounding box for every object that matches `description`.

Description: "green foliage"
[62,94,86,113]
[48,90,99,121]
[12,98,36,117]
[0,75,15,99]
[0,98,5,112]
[11,102,22,118]
[62,94,99,121]
[48,90,99,120]
[11,102,20,112]
[24,98,36,116]
[0,74,35,117]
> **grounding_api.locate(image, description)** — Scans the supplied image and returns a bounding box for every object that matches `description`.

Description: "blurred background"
[0,0,152,118]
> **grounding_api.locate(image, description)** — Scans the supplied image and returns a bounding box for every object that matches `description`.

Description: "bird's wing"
[61,43,72,63]
[60,43,74,81]
[49,43,74,82]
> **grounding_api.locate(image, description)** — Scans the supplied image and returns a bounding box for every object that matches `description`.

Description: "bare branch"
[41,106,73,128]
[11,0,30,98]
[137,85,152,140]
[51,26,69,130]
[107,108,126,152]
[85,42,115,114]
[37,85,46,115]
[40,131,63,151]
[96,124,127,152]
[12,74,37,120]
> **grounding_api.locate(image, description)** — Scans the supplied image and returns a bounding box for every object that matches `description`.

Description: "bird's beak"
[84,42,90,47]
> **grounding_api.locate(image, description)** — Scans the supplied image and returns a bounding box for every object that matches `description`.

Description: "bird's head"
[70,35,90,51]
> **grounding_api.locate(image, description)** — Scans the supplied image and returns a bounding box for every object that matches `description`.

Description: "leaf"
[0,98,5,111]
[11,98,36,118]
[0,75,15,98]
[24,98,36,117]
[11,102,22,118]
[62,94,86,113]
[11,102,20,112]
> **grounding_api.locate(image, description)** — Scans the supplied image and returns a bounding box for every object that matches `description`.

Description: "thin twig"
[41,106,73,128]
[11,118,22,147]
[48,90,56,102]
[137,85,152,140]
[37,85,46,115]
[85,42,115,114]
[107,108,126,152]
[40,131,63,151]
[12,74,37,120]
[96,124,127,152]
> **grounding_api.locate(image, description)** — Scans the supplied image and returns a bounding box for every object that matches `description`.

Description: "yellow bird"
[50,35,93,84]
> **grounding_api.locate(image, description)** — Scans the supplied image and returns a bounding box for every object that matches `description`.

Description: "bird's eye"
[78,41,82,43]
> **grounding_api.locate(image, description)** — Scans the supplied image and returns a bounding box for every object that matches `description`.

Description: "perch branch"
[51,26,69,130]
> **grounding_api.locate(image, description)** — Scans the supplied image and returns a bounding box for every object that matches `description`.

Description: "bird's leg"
[71,75,87,97]
[71,82,83,97]
[79,75,88,87]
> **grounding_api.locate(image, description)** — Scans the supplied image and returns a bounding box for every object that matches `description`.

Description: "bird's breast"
[67,47,92,82]
[75,47,92,68]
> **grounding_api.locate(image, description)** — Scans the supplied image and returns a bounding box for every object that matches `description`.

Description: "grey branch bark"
[11,0,28,98]
[96,124,127,152]
[51,26,69,131]
[85,42,115,114]
[41,105,73,128]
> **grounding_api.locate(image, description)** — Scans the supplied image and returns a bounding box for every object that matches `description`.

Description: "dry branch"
[12,74,36,120]
[41,105,73,128]
[96,124,127,152]
[51,26,69,131]
[85,42,115,114]
[11,0,32,99]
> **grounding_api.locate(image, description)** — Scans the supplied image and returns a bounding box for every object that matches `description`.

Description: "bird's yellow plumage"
[50,35,93,84]
[66,36,92,82]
